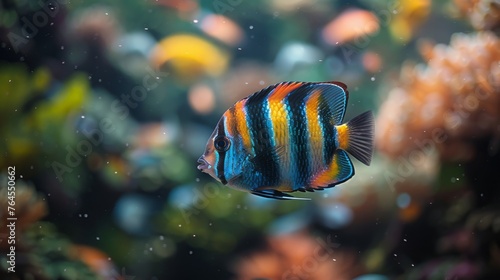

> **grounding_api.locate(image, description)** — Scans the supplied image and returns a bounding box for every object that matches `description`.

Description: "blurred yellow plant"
[389,0,431,42]
[150,34,230,82]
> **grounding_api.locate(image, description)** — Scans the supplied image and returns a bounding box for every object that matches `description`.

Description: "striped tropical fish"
[197,81,374,200]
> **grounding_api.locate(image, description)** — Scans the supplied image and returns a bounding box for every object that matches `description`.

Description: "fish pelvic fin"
[336,111,374,166]
[251,190,311,201]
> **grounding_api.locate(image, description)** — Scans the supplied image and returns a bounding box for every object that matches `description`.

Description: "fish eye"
[214,136,230,152]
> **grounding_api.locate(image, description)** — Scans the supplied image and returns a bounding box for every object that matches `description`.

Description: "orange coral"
[454,0,500,31]
[233,232,364,280]
[376,32,500,161]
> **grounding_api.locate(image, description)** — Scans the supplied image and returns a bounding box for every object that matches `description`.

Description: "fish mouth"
[197,156,210,171]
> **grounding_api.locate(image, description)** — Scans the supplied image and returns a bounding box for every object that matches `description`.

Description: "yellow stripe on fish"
[305,90,325,174]
[233,99,252,153]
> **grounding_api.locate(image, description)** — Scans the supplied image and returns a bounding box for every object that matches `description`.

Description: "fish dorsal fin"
[316,81,349,125]
[245,82,302,106]
[263,81,348,125]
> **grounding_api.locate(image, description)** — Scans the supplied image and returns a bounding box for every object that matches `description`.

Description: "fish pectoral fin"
[251,190,310,201]
[249,145,287,170]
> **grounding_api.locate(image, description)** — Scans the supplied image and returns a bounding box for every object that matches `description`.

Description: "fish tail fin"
[336,111,374,166]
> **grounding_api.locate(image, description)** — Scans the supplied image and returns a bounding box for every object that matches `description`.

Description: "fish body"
[197,81,374,200]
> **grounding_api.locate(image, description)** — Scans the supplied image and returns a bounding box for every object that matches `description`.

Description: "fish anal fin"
[310,150,354,188]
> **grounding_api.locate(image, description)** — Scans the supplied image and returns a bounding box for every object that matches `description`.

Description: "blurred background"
[1,0,499,279]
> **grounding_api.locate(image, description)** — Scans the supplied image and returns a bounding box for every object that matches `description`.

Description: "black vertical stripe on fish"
[318,94,337,166]
[245,86,280,186]
[245,83,276,106]
[286,84,312,187]
[216,119,228,185]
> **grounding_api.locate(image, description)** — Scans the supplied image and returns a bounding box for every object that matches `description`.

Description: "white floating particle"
[81,115,85,119]
[96,237,100,240]
[105,12,109,15]
[193,19,198,23]
[144,27,149,30]
[84,214,88,218]
[189,251,193,255]
[149,247,153,251]
[259,80,265,85]
[332,259,336,261]
[371,77,376,81]
[195,178,200,182]
[114,171,117,174]
[249,25,254,29]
